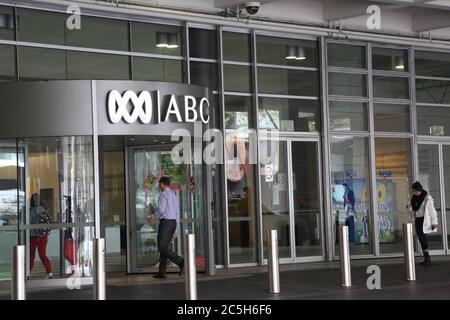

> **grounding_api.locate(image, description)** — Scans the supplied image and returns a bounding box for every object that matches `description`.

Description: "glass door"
[260,137,323,263]
[128,143,205,273]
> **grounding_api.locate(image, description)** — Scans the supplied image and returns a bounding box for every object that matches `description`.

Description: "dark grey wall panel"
[0,81,93,138]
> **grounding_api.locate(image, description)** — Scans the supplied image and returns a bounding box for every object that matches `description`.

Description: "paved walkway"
[1,257,450,300]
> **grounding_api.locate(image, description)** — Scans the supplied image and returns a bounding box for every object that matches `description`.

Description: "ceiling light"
[394,56,405,70]
[167,33,179,49]
[295,47,306,60]
[156,32,168,48]
[285,45,297,60]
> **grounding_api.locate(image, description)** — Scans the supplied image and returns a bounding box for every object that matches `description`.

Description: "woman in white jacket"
[407,182,439,265]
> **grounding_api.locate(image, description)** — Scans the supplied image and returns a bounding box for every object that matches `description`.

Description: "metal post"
[403,223,416,281]
[185,234,197,300]
[11,245,26,300]
[339,225,352,287]
[93,238,106,300]
[268,229,280,294]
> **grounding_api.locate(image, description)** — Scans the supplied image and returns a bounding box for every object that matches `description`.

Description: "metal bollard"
[403,223,416,281]
[339,225,352,287]
[11,245,26,300]
[93,238,106,300]
[268,229,280,294]
[184,234,197,300]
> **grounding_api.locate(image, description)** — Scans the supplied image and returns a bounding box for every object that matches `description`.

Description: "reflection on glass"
[103,149,126,272]
[189,28,217,59]
[328,73,367,97]
[258,68,319,96]
[417,106,450,136]
[132,57,183,82]
[260,140,291,259]
[329,101,367,132]
[416,79,450,104]
[292,141,322,257]
[225,96,257,264]
[190,62,218,91]
[0,142,23,279]
[67,51,130,80]
[374,104,410,132]
[0,6,15,40]
[375,138,411,254]
[418,144,443,250]
[25,136,95,278]
[258,98,319,132]
[223,32,250,62]
[327,43,366,69]
[442,146,450,249]
[257,36,318,68]
[372,47,408,72]
[415,51,450,78]
[223,64,251,93]
[0,45,15,81]
[331,136,371,256]
[132,22,182,56]
[373,76,409,99]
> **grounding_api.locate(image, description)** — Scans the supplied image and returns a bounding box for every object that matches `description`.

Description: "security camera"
[244,1,260,15]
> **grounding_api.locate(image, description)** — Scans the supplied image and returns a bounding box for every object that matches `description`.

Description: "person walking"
[29,193,53,278]
[407,181,439,265]
[147,176,184,279]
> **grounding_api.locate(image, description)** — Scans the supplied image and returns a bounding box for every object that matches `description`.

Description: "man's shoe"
[421,252,431,265]
[153,273,167,279]
[179,261,185,275]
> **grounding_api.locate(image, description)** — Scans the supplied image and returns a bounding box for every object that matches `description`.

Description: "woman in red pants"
[29,194,53,279]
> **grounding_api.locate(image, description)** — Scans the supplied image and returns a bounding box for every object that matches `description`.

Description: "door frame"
[417,140,450,255]
[260,135,326,265]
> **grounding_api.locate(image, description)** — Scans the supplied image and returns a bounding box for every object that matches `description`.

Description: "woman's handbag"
[37,212,51,237]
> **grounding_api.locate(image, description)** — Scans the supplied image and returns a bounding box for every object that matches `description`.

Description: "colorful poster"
[333,178,395,244]
[159,153,186,190]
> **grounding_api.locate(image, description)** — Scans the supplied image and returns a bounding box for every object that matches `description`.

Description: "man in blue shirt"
[147,176,184,279]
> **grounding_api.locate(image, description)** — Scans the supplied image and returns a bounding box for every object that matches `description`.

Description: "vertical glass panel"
[103,147,126,273]
[223,64,251,93]
[0,45,16,81]
[416,79,450,104]
[329,101,367,132]
[223,32,250,62]
[372,47,409,72]
[374,104,410,132]
[375,138,412,254]
[292,141,322,258]
[258,98,320,132]
[66,16,129,51]
[0,6,15,40]
[132,58,183,82]
[256,36,318,68]
[327,43,366,69]
[373,76,409,99]
[442,146,450,251]
[190,61,218,91]
[415,51,450,78]
[66,51,130,80]
[328,73,367,97]
[25,136,95,279]
[418,144,444,250]
[331,136,372,256]
[224,96,257,264]
[0,142,22,280]
[260,140,291,259]
[258,68,319,96]
[17,8,65,44]
[417,106,450,136]
[131,22,182,56]
[18,47,66,80]
[189,28,217,59]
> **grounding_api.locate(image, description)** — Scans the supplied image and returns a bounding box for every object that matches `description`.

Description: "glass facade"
[0,2,450,275]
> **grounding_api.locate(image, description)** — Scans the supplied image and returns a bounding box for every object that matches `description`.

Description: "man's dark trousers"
[157,219,183,274]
